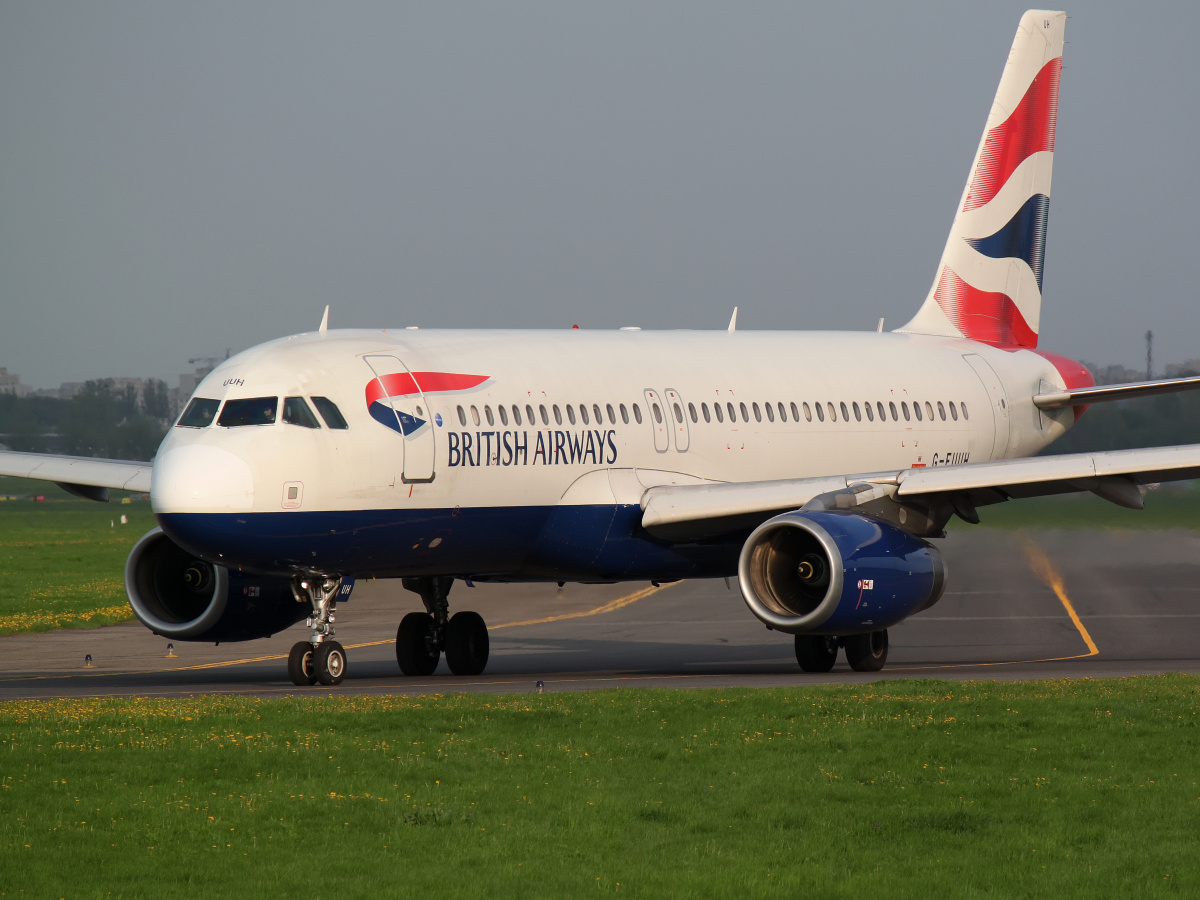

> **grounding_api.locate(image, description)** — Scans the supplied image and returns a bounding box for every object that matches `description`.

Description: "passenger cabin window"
[840,401,849,421]
[177,397,219,428]
[764,402,774,422]
[801,402,810,422]
[937,401,946,421]
[949,401,959,421]
[283,397,320,428]
[815,403,824,422]
[633,404,643,424]
[499,405,509,426]
[311,397,349,429]
[512,405,522,426]
[702,403,712,423]
[620,404,629,424]
[852,402,861,422]
[901,402,910,421]
[727,402,737,422]
[485,405,495,426]
[888,401,898,421]
[457,406,467,426]
[961,402,969,420]
[689,402,698,423]
[218,397,278,427]
[752,402,761,423]
[566,405,576,425]
[913,402,922,422]
[864,402,874,422]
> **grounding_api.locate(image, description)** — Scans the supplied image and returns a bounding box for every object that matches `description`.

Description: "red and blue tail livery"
[900,10,1064,349]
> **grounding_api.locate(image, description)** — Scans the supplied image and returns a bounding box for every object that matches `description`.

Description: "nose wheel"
[288,575,349,687]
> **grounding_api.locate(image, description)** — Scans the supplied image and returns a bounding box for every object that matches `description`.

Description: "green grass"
[2,679,1199,898]
[0,476,152,634]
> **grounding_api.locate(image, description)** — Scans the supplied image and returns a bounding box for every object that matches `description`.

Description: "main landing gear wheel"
[844,629,889,672]
[795,635,838,673]
[314,640,347,685]
[288,641,317,686]
[445,611,489,676]
[396,612,440,676]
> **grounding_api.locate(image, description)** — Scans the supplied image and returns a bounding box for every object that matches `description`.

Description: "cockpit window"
[218,397,278,427]
[311,396,349,429]
[283,397,321,428]
[176,397,220,428]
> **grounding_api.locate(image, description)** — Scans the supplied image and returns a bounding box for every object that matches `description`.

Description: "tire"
[314,640,347,686]
[288,641,317,686]
[844,630,889,672]
[794,635,838,673]
[396,612,440,676]
[445,611,490,676]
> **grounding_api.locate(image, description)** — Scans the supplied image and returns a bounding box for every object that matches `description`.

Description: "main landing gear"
[288,576,348,687]
[396,576,490,677]
[794,629,889,673]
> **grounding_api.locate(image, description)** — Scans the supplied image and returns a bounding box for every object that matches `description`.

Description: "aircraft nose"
[152,444,255,514]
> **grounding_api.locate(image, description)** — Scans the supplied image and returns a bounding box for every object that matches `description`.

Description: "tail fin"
[898,10,1065,348]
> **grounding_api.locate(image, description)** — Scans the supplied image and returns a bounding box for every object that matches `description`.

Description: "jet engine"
[737,510,945,635]
[125,527,307,642]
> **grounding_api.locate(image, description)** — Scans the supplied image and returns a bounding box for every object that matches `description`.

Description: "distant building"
[0,367,31,397]
[1166,359,1200,377]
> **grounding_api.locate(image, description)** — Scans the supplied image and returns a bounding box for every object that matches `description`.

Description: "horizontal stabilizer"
[1033,375,1200,409]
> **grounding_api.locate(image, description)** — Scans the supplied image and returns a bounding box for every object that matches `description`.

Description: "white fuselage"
[150,328,1081,581]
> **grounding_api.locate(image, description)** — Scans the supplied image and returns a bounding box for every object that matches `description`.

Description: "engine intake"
[125,528,308,642]
[738,510,945,635]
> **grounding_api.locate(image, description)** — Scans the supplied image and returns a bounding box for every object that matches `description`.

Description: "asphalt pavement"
[2,528,1199,700]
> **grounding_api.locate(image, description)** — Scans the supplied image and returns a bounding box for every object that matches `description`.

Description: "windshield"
[218,397,278,427]
[176,397,220,428]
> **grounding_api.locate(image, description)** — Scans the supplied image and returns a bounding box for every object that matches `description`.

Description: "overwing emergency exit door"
[363,355,436,482]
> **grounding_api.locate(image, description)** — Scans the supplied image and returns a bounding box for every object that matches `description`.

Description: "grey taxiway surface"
[3,528,1199,700]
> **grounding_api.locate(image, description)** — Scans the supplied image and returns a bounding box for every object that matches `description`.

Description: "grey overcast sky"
[2,1,1196,390]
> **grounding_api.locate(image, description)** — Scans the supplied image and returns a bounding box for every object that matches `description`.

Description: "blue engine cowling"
[124,528,309,643]
[737,510,945,635]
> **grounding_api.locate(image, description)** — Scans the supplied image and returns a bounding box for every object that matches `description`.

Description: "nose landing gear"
[288,575,348,686]
[397,577,491,676]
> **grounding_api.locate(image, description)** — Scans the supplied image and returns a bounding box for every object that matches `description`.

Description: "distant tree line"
[0,378,170,460]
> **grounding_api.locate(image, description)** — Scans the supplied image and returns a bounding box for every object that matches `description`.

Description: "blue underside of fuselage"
[156,504,744,583]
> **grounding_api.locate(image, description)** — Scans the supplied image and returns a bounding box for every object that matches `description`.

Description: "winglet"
[318,305,330,333]
[727,307,738,332]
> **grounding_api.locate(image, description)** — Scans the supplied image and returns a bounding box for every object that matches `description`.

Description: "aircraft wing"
[0,451,152,501]
[640,444,1200,539]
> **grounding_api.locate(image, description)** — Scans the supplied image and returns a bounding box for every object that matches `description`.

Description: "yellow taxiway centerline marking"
[899,538,1099,671]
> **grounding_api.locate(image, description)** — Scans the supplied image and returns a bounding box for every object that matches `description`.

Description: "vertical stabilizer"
[897,10,1065,348]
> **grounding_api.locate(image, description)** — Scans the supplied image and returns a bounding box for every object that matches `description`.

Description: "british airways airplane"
[4,10,1200,686]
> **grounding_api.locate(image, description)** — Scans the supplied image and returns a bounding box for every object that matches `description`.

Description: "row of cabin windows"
[458,402,644,429]
[176,395,350,429]
[455,398,969,429]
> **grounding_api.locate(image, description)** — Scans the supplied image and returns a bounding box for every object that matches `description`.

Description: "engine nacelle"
[125,528,308,642]
[737,510,945,635]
